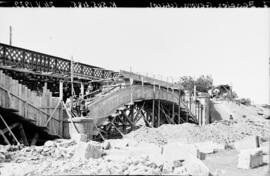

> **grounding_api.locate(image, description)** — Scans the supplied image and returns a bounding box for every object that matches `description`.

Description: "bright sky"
[0,8,269,104]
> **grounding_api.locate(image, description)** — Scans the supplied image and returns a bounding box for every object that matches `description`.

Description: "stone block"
[0,152,5,162]
[130,142,163,165]
[237,148,263,169]
[194,141,215,154]
[162,143,197,164]
[182,156,210,176]
[263,155,269,164]
[73,141,103,160]
[197,150,206,160]
[44,140,56,147]
[102,141,111,150]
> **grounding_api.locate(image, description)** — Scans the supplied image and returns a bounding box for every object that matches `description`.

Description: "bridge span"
[0,43,207,145]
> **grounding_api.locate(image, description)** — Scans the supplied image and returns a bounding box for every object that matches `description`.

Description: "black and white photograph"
[0,3,269,176]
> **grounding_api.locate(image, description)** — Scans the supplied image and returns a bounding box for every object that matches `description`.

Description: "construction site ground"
[0,100,269,176]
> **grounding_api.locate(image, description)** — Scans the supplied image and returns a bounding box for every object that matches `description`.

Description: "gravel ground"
[0,101,269,176]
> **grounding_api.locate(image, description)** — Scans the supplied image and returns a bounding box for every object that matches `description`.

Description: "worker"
[213,88,220,98]
[76,93,84,116]
[85,83,94,98]
[65,96,72,114]
[80,100,89,116]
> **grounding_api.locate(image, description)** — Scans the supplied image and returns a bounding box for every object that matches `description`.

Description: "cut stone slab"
[73,141,103,160]
[102,141,111,150]
[237,148,263,169]
[162,143,197,165]
[129,142,163,165]
[263,155,269,164]
[194,141,215,154]
[182,156,210,176]
[44,140,56,147]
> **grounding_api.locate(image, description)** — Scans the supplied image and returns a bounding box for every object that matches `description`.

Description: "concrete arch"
[87,85,184,120]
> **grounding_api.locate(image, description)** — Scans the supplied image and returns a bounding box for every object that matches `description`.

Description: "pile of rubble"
[37,139,212,176]
[0,114,269,175]
[125,126,167,146]
[125,118,269,146]
[0,136,214,176]
[0,139,76,164]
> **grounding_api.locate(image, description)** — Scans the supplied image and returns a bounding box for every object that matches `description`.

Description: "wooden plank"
[121,110,134,127]
[49,97,56,135]
[35,94,41,126]
[93,122,105,141]
[59,81,63,100]
[7,75,12,108]
[0,130,10,145]
[133,102,145,124]
[152,86,155,127]
[160,105,175,124]
[1,123,19,134]
[0,114,20,145]
[40,94,46,126]
[18,123,29,146]
[178,89,181,124]
[12,79,16,108]
[59,101,63,137]
[10,78,14,109]
[18,83,22,116]
[25,87,30,118]
[15,80,20,111]
[111,122,124,137]
[158,86,161,127]
[141,110,153,128]
[21,85,26,118]
[29,90,36,122]
[0,70,3,107]
[2,73,6,107]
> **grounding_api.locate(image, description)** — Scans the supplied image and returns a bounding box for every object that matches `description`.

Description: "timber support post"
[0,114,20,145]
[59,80,63,100]
[178,88,181,124]
[0,130,10,145]
[130,105,135,130]
[152,81,155,127]
[80,82,84,96]
[157,84,160,127]
[18,123,29,146]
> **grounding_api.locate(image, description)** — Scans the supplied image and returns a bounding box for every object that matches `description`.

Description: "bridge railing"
[0,43,119,79]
